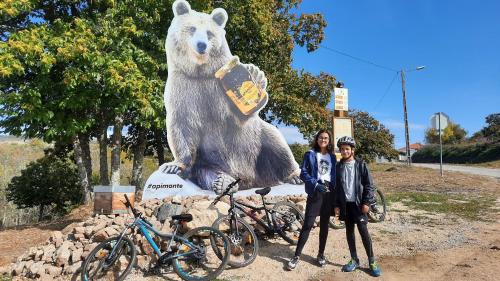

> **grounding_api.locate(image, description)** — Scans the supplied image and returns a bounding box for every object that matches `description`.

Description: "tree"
[349,110,398,162]
[481,113,500,142]
[6,150,83,221]
[1,0,335,192]
[425,122,467,145]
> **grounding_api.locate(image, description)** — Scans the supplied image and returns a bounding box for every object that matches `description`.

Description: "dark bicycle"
[329,186,387,229]
[81,194,230,281]
[211,178,304,268]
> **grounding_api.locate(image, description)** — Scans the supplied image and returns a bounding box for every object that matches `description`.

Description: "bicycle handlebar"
[212,178,241,205]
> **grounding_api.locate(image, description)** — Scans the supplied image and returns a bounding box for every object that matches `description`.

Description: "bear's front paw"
[243,63,268,90]
[285,175,303,185]
[212,173,239,195]
[159,162,184,175]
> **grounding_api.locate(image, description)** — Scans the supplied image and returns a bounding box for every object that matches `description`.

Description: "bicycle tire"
[271,201,304,245]
[80,236,136,281]
[368,189,387,223]
[212,215,259,268]
[172,226,230,281]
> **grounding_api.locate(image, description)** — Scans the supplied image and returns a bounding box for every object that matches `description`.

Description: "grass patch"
[386,191,496,221]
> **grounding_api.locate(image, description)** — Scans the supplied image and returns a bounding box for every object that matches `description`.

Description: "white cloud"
[277,125,308,144]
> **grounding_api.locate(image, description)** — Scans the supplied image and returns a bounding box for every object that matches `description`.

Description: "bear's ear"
[211,8,228,28]
[173,0,191,17]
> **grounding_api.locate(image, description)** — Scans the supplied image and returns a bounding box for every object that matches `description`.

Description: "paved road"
[411,163,500,178]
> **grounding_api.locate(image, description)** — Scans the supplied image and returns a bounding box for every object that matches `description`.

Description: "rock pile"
[9,194,306,279]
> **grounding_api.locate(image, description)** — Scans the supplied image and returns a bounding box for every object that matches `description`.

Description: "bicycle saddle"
[171,214,193,222]
[255,187,271,196]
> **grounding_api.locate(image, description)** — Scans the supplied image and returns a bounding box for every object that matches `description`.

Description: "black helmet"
[337,136,356,148]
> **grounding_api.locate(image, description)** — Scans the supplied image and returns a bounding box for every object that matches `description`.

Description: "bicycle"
[328,186,387,228]
[367,186,387,223]
[81,194,230,281]
[211,178,304,268]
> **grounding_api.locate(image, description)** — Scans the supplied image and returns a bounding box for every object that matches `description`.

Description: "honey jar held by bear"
[215,56,268,116]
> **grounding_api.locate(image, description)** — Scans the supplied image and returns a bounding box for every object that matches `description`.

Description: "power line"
[319,45,398,72]
[373,72,399,110]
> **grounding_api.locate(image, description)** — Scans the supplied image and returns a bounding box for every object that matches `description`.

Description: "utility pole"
[401,69,411,166]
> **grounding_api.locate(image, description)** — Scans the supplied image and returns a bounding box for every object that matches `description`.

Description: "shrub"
[6,151,83,221]
[412,142,500,164]
[289,143,310,166]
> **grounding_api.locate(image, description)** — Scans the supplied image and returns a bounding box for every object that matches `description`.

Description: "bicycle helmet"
[337,136,356,148]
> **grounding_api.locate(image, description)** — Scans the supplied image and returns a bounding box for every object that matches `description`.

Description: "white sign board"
[333,117,353,153]
[430,112,450,132]
[142,170,308,201]
[334,88,349,111]
[142,172,213,201]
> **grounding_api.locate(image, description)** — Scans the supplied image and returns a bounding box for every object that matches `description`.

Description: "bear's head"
[166,0,231,77]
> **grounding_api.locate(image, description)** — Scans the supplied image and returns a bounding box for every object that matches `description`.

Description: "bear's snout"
[196,42,207,54]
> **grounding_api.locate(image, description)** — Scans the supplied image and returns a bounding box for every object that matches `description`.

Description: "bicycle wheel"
[271,201,304,245]
[368,189,387,223]
[81,236,136,281]
[212,215,259,268]
[173,226,230,281]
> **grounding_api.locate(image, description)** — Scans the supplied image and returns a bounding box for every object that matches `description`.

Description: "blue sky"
[278,0,500,148]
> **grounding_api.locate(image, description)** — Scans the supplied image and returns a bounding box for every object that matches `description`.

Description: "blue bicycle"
[80,194,230,281]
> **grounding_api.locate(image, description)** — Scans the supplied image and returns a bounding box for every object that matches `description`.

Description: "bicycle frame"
[110,216,200,263]
[228,194,277,234]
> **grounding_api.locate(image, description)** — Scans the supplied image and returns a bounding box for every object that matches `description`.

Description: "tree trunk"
[73,136,91,202]
[98,124,110,185]
[38,204,44,222]
[111,116,123,186]
[154,128,165,165]
[79,133,93,185]
[131,126,147,190]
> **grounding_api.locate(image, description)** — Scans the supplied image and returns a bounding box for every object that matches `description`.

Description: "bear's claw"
[243,63,267,90]
[285,175,303,185]
[159,162,183,175]
[212,173,239,195]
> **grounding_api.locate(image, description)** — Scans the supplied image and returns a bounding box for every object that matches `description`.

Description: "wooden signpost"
[331,86,354,161]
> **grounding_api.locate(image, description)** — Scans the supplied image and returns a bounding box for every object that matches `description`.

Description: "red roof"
[398,143,424,152]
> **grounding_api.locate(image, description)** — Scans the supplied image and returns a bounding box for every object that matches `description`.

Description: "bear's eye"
[187,26,196,34]
[207,30,215,40]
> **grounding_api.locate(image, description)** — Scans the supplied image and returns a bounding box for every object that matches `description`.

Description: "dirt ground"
[1,165,499,281]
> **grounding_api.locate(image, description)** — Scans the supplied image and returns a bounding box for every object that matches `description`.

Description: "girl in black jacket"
[333,136,381,277]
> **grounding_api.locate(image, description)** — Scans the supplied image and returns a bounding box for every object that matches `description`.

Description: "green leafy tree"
[481,113,500,142]
[6,150,83,222]
[425,122,467,145]
[349,109,398,162]
[1,0,335,192]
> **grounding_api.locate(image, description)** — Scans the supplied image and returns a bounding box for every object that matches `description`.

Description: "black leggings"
[345,202,374,262]
[294,192,331,257]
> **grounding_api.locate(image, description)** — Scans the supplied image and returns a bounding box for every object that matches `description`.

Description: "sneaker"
[342,258,359,272]
[369,262,382,277]
[317,254,327,267]
[287,256,299,270]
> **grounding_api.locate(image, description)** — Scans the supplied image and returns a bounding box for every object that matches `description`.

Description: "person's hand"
[361,204,369,214]
[316,183,328,193]
[334,207,340,217]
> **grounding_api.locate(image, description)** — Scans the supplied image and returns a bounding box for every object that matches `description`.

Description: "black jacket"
[333,158,375,221]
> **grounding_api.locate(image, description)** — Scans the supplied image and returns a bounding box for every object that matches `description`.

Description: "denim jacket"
[300,150,337,197]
